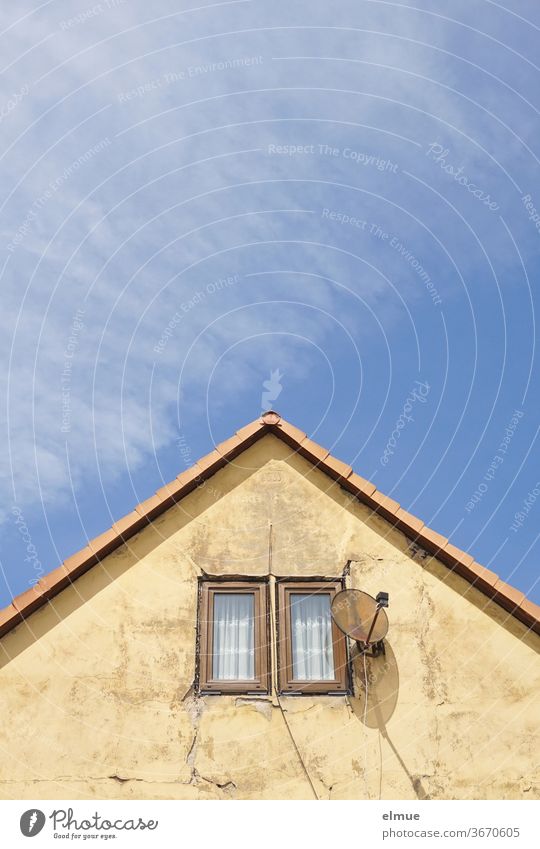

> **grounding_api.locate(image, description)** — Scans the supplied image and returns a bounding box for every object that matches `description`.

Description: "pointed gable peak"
[1,412,539,638]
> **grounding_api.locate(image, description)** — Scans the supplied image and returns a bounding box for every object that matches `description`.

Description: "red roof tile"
[394,507,425,536]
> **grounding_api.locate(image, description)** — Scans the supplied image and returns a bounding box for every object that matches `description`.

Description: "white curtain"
[291,593,335,680]
[213,593,255,680]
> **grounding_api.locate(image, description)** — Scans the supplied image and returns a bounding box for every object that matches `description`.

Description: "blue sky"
[1,0,540,607]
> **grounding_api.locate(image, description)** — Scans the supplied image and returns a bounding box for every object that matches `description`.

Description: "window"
[277,580,349,694]
[198,581,269,694]
[197,577,349,696]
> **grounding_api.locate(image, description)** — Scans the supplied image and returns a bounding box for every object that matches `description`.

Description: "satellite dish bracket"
[355,637,386,658]
[353,600,387,657]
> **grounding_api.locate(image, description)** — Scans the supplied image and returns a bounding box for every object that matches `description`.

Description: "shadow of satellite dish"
[348,640,399,729]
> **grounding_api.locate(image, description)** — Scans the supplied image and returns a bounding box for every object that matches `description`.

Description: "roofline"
[1,411,539,638]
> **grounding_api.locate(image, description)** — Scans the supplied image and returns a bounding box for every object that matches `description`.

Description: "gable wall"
[0,435,538,800]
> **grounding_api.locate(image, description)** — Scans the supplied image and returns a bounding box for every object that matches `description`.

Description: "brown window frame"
[277,579,349,695]
[198,580,270,695]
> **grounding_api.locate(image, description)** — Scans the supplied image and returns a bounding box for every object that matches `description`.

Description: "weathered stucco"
[0,434,538,800]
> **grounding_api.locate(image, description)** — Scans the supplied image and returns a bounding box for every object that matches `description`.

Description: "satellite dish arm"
[364,605,382,646]
[358,593,389,658]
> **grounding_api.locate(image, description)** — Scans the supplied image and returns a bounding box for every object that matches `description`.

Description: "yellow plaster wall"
[0,435,538,800]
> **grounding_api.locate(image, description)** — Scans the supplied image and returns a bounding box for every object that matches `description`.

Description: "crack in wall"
[181,690,237,795]
[0,775,222,786]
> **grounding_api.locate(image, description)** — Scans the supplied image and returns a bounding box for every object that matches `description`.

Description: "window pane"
[291,593,335,680]
[212,593,255,680]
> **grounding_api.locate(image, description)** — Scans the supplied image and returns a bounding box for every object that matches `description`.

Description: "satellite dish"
[331,589,389,655]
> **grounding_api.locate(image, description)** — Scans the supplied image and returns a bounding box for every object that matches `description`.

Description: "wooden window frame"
[277,579,349,695]
[198,580,270,695]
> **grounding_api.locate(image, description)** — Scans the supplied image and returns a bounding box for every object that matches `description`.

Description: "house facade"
[0,412,538,800]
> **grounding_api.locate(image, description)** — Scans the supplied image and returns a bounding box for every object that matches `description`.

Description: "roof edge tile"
[0,604,22,637]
